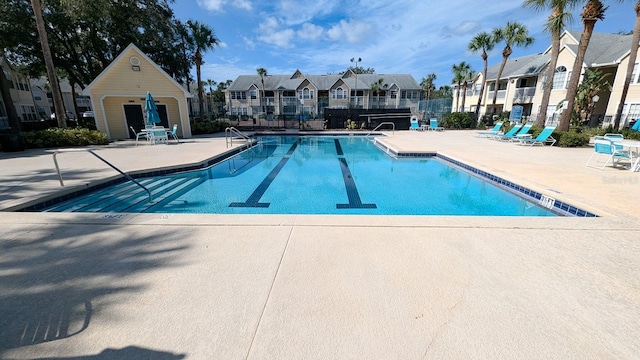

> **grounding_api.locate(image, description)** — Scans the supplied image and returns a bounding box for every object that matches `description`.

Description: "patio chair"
[129,126,148,145]
[409,119,421,131]
[517,126,557,146]
[167,124,180,143]
[492,123,522,141]
[585,136,632,170]
[428,118,444,131]
[476,121,504,137]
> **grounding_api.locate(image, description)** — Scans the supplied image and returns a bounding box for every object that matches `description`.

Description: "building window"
[298,88,314,100]
[621,103,640,126]
[332,87,346,99]
[552,66,568,89]
[390,89,397,99]
[19,104,38,121]
[250,90,257,99]
[231,91,246,100]
[631,63,640,84]
[401,90,419,100]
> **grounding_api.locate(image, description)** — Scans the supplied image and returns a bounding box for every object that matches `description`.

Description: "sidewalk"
[1,131,639,359]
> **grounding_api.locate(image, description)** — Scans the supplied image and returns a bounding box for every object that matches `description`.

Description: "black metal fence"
[324,108,412,130]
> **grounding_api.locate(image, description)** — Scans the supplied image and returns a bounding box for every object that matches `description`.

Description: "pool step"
[45,174,205,213]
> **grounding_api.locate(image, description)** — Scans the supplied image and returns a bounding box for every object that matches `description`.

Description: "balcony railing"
[486,90,506,100]
[512,87,536,101]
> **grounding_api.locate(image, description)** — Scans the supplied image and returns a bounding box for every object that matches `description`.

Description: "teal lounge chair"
[428,118,444,131]
[586,136,631,170]
[517,126,557,146]
[476,122,503,137]
[506,123,533,142]
[492,124,522,141]
[410,119,421,131]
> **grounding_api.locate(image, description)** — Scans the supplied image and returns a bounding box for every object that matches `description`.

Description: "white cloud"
[196,0,252,12]
[242,36,256,49]
[326,19,376,44]
[256,17,296,48]
[297,23,324,41]
[277,0,338,25]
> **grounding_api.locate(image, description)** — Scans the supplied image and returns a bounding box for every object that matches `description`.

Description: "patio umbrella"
[144,91,161,125]
[632,118,640,132]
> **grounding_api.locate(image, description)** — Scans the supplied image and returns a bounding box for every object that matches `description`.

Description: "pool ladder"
[52,148,152,202]
[225,127,251,148]
[365,122,395,138]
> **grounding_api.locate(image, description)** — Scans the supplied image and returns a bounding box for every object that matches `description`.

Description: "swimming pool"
[36,135,591,216]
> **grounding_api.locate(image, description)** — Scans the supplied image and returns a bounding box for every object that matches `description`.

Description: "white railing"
[53,148,152,202]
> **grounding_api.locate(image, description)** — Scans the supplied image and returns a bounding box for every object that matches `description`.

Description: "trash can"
[0,129,24,152]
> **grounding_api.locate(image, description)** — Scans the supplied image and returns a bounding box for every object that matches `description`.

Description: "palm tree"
[420,73,437,101]
[574,68,611,124]
[206,79,216,119]
[31,0,67,128]
[369,78,387,109]
[256,67,267,115]
[461,69,475,112]
[558,0,607,131]
[468,31,497,120]
[524,0,579,127]
[187,20,220,121]
[451,62,470,112]
[613,1,640,129]
[490,22,534,117]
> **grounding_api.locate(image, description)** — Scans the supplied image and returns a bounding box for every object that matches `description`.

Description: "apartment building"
[458,30,640,128]
[225,69,422,119]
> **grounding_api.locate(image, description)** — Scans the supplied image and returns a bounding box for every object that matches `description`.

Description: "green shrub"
[554,130,590,147]
[19,128,109,149]
[442,112,473,129]
[190,119,230,135]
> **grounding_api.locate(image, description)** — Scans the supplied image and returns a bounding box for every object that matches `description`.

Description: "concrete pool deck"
[0,130,638,359]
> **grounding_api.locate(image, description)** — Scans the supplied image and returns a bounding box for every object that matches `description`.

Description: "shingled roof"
[227,72,421,91]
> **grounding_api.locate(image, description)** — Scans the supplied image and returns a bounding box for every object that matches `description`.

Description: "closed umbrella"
[145,92,161,125]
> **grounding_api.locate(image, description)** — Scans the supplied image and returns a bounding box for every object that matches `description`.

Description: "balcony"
[487,90,506,100]
[512,87,536,103]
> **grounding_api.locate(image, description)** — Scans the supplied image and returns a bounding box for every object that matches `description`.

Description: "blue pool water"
[42,135,561,216]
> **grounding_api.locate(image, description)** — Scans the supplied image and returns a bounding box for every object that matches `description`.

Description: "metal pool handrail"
[365,122,395,138]
[52,148,152,202]
[225,127,251,148]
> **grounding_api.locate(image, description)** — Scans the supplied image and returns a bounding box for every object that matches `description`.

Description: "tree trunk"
[614,3,640,129]
[461,83,467,111]
[491,56,509,117]
[31,0,67,128]
[537,30,561,128]
[455,82,460,112]
[195,51,204,121]
[560,20,597,131]
[475,55,487,121]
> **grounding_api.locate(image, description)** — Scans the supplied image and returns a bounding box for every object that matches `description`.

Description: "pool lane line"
[229,138,301,208]
[334,139,377,209]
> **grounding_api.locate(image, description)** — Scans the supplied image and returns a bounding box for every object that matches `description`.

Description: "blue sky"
[171,0,637,88]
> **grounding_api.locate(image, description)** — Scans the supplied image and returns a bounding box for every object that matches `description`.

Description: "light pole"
[350,57,361,108]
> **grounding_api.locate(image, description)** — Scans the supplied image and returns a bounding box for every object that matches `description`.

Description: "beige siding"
[606,49,640,119]
[87,46,191,139]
